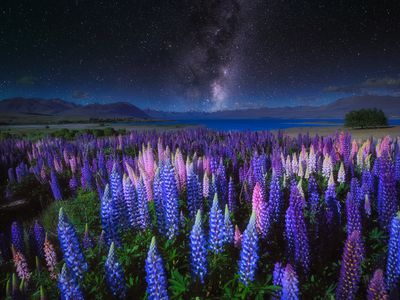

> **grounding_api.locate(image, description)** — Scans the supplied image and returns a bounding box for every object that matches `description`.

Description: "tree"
[345,108,388,128]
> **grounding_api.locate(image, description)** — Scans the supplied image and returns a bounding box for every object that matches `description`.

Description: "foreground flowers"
[145,237,169,300]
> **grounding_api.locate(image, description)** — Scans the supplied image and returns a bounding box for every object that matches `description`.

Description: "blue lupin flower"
[272,262,284,300]
[105,242,127,299]
[386,212,400,291]
[228,177,236,213]
[282,264,299,300]
[187,163,202,219]
[153,170,166,234]
[58,264,84,300]
[145,237,169,300]
[346,192,361,236]
[82,223,94,250]
[122,174,138,229]
[224,204,234,244]
[238,210,259,285]
[208,193,225,254]
[377,154,397,230]
[285,184,310,274]
[58,208,88,281]
[307,175,320,217]
[11,221,25,255]
[161,159,180,239]
[189,210,207,283]
[269,173,283,222]
[101,184,120,246]
[32,220,46,259]
[110,164,128,232]
[136,177,150,230]
[50,169,62,201]
[324,173,341,226]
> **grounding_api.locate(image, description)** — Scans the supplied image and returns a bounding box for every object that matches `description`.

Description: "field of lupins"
[1,128,400,299]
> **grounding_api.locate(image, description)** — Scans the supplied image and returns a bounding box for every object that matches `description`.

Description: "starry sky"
[1,0,400,111]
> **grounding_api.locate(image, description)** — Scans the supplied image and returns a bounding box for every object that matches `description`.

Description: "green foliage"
[344,108,388,128]
[40,189,101,235]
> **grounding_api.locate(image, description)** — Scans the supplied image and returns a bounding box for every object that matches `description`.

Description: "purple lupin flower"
[285,183,310,274]
[228,177,236,213]
[58,264,84,300]
[110,164,128,232]
[386,212,400,291]
[325,173,341,226]
[282,264,299,300]
[81,158,93,190]
[153,170,165,234]
[308,175,320,217]
[82,223,94,250]
[122,174,138,229]
[136,177,150,230]
[11,221,25,255]
[187,163,202,219]
[161,159,180,239]
[105,242,127,299]
[50,169,62,201]
[367,269,388,300]
[145,237,169,300]
[377,154,397,230]
[269,174,283,222]
[272,262,284,300]
[346,192,362,236]
[336,230,364,300]
[58,208,88,281]
[208,193,225,254]
[32,220,46,259]
[238,210,259,285]
[190,210,207,283]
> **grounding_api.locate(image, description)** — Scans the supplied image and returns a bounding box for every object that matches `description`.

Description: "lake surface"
[127,118,400,131]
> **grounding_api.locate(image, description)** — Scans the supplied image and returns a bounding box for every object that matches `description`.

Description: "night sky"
[1,1,400,111]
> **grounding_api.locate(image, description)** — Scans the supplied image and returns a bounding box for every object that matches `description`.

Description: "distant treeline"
[345,108,388,128]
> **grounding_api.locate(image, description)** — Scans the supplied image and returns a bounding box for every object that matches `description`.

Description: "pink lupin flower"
[252,182,268,237]
[44,234,58,280]
[350,140,358,161]
[12,246,31,282]
[174,148,186,192]
[234,225,242,248]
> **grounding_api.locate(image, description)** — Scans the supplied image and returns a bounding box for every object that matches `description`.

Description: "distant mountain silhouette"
[0,97,77,115]
[62,102,149,118]
[145,95,400,119]
[0,97,149,120]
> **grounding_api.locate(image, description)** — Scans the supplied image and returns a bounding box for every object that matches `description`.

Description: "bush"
[344,108,388,128]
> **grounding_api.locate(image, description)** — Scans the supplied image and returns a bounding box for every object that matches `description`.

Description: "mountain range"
[0,97,149,123]
[1,95,399,124]
[145,95,400,119]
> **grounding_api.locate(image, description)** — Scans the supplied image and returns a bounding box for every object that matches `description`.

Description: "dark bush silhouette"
[344,108,388,128]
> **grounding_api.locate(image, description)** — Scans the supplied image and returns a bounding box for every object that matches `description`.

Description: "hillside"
[0,97,149,123]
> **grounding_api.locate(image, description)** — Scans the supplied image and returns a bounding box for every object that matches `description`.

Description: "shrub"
[344,108,388,128]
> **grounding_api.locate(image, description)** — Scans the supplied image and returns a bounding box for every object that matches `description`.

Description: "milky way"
[176,0,242,110]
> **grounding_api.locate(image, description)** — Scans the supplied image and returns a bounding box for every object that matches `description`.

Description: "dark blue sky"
[1,1,400,111]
